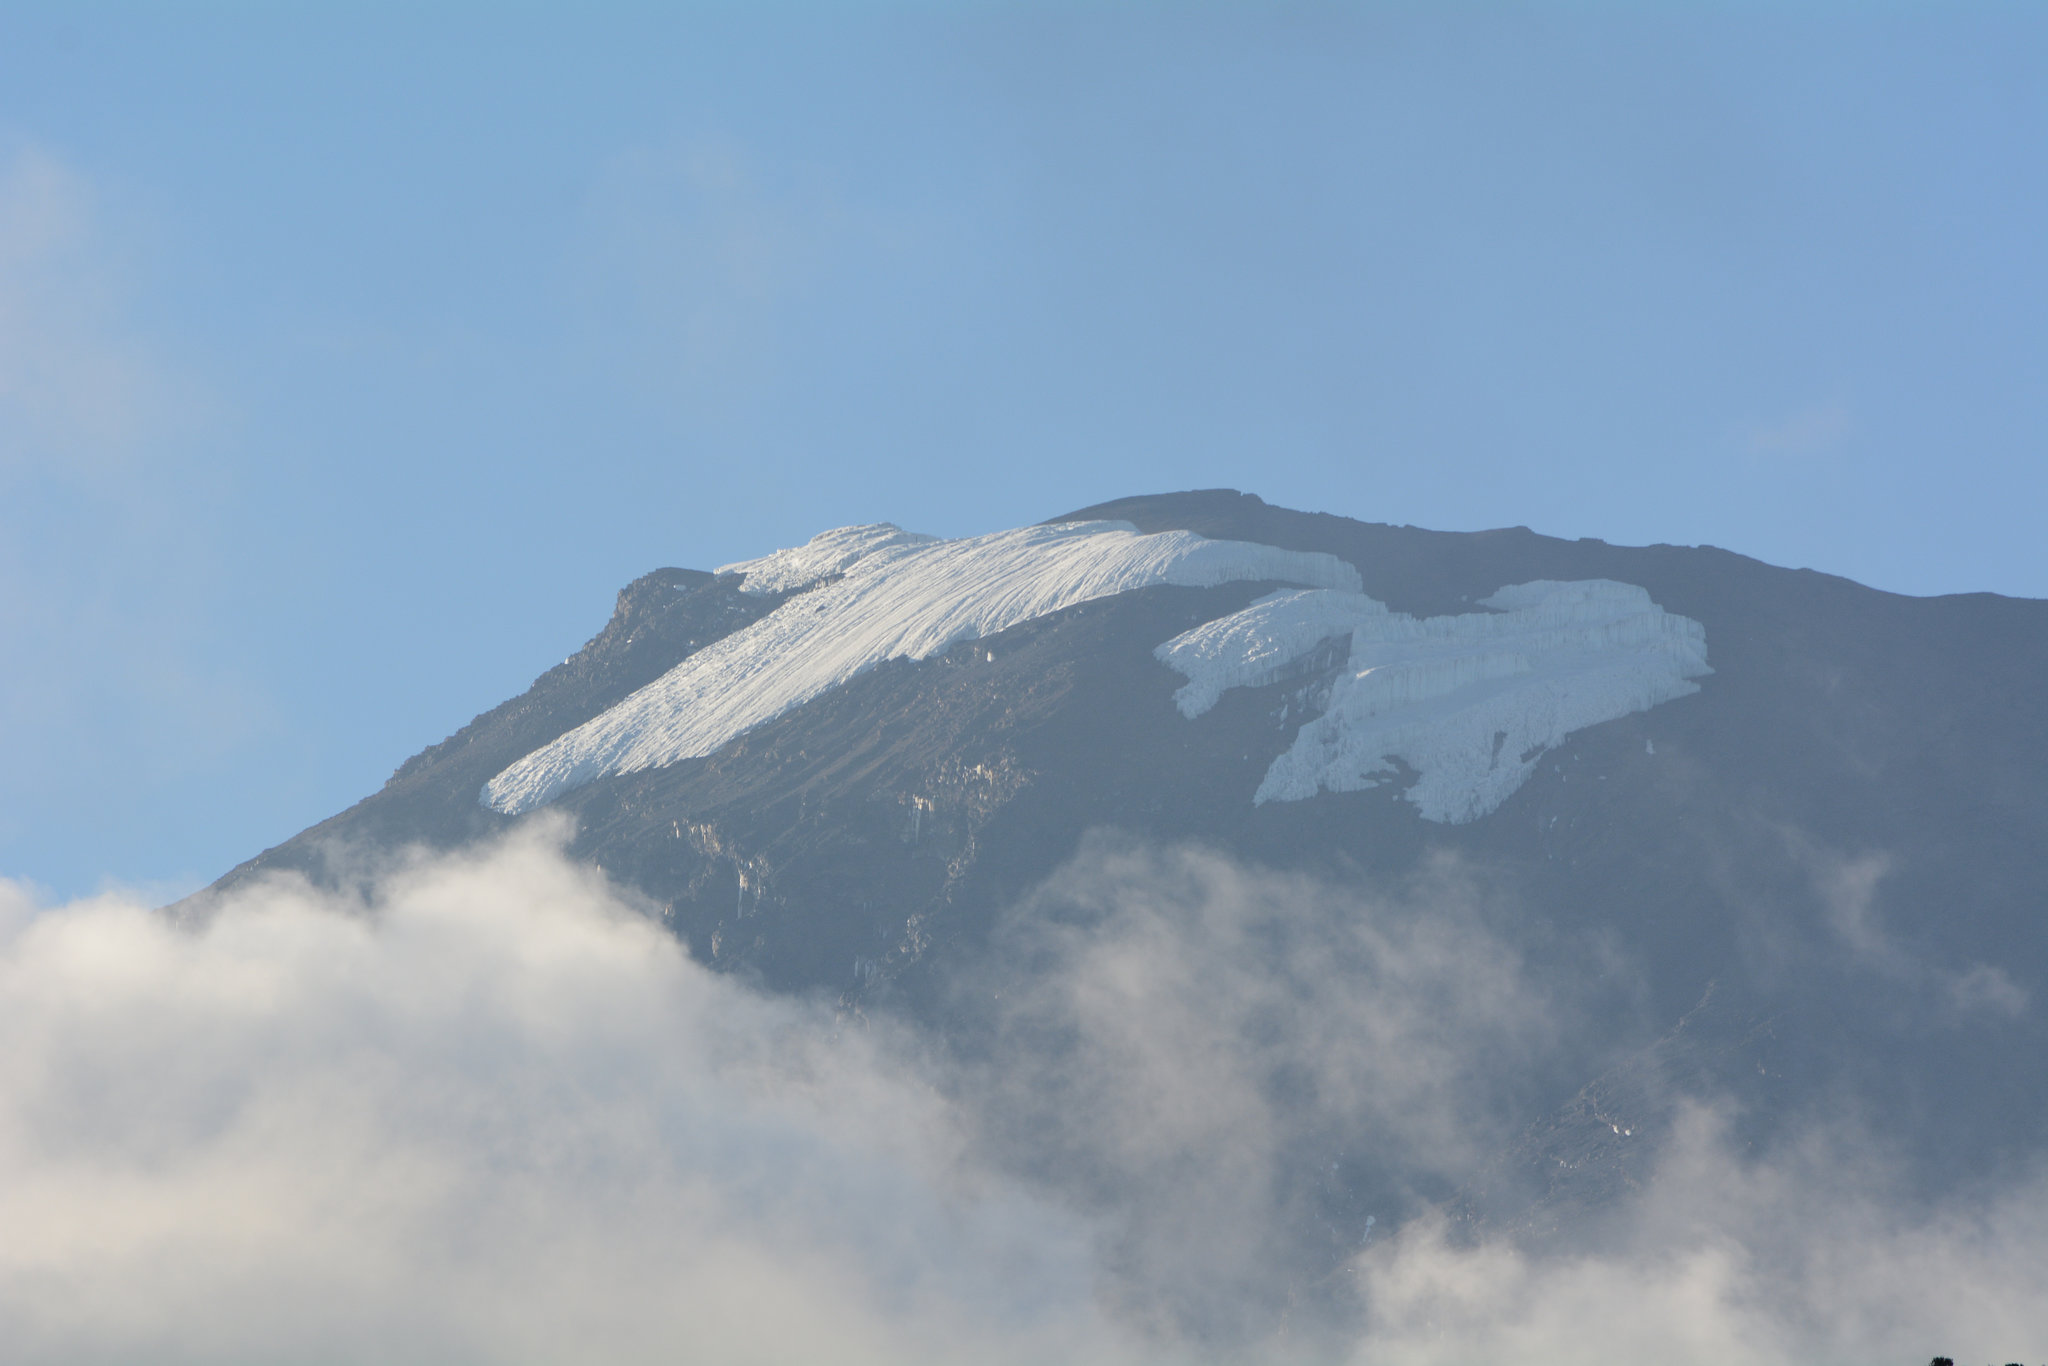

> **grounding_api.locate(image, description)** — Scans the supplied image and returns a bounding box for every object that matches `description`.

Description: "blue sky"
[2,3,2043,897]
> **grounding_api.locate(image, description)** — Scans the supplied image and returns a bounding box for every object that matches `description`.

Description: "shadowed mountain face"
[204,490,2048,1245]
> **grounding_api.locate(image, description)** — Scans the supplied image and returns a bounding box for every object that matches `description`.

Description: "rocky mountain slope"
[203,489,2048,1250]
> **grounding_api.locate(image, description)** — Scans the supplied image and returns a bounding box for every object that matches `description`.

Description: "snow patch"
[484,520,1360,815]
[1157,588,1389,720]
[1155,578,1709,823]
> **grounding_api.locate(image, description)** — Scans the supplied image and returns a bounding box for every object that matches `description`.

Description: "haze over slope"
[15,824,2048,1363]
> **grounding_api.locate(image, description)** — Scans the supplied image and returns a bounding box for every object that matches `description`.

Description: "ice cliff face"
[1156,578,1711,823]
[482,520,1361,815]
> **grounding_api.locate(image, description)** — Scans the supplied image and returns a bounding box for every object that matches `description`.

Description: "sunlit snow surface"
[485,520,1707,823]
[1157,578,1710,822]
[482,520,1362,814]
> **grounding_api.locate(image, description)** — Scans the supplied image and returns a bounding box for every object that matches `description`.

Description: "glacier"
[482,520,1362,815]
[1156,578,1709,823]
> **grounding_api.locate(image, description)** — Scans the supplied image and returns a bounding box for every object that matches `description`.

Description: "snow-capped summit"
[202,489,2048,1256]
[484,517,1709,827]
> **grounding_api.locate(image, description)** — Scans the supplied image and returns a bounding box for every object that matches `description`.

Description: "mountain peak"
[196,494,2048,1257]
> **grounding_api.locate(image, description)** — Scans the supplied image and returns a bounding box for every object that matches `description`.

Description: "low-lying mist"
[1,822,2039,1364]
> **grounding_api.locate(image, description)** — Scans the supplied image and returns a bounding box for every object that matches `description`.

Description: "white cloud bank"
[0,829,2041,1364]
[1353,1103,2048,1366]
[0,823,1115,1366]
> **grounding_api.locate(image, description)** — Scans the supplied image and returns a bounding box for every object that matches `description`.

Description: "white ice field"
[482,520,1708,823]
[1155,579,1711,822]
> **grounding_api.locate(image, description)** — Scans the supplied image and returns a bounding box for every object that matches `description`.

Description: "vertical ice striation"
[1154,578,1709,823]
[482,520,1361,815]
